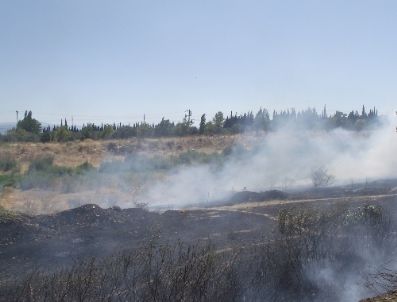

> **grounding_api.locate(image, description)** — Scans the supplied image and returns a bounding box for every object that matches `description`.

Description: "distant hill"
[0,123,15,134]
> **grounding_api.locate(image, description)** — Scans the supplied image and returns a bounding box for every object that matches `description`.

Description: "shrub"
[0,154,17,172]
[2,243,240,302]
[28,155,55,172]
[311,167,335,188]
[75,161,94,174]
[0,174,18,188]
[20,157,93,190]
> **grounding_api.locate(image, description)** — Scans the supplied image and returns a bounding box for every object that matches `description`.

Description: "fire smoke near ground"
[139,117,396,208]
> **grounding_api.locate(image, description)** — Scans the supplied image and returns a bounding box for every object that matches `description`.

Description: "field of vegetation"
[0,107,396,301]
[0,134,258,214]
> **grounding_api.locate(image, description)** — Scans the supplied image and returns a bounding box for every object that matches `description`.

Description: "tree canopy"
[0,105,381,143]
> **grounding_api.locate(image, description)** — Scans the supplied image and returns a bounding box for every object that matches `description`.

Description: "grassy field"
[0,135,261,214]
[0,135,244,168]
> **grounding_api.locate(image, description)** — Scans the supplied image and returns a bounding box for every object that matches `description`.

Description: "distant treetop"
[0,106,381,142]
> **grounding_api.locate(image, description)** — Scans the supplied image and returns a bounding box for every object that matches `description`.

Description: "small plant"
[106,142,118,152]
[28,155,55,172]
[0,153,17,172]
[75,161,94,174]
[0,206,22,224]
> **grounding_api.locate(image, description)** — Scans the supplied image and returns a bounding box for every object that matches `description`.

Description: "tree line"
[0,106,380,142]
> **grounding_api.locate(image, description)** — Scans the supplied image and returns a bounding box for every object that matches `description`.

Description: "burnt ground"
[1,180,397,300]
[0,203,275,282]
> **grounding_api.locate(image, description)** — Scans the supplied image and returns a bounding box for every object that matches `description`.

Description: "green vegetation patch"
[0,153,17,172]
[0,206,22,224]
[19,157,95,190]
[0,174,19,188]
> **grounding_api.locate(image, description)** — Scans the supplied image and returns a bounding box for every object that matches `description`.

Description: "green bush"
[75,161,95,174]
[20,157,94,190]
[0,154,17,172]
[0,206,22,224]
[28,155,55,172]
[173,150,224,166]
[0,174,18,188]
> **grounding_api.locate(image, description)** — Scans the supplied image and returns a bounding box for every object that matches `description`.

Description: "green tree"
[54,127,71,142]
[254,108,270,131]
[213,111,224,129]
[361,105,367,118]
[199,114,206,134]
[17,111,41,134]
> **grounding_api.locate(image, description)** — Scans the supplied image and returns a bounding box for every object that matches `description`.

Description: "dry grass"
[0,187,140,215]
[0,135,250,169]
[0,134,265,214]
[360,291,397,302]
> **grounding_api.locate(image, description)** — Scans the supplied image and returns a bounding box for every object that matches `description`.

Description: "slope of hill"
[0,123,15,134]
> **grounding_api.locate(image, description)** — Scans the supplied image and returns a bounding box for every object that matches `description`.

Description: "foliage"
[0,105,381,143]
[28,155,56,172]
[199,114,206,134]
[0,174,19,189]
[99,151,223,175]
[0,206,22,224]
[0,153,17,172]
[19,156,94,190]
[16,111,41,134]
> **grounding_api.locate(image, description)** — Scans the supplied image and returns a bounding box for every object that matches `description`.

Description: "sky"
[0,0,396,125]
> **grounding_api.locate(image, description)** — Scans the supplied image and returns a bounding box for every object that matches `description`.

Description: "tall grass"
[0,153,17,172]
[19,156,94,191]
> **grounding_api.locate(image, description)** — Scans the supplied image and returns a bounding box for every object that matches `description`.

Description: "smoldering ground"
[2,200,396,302]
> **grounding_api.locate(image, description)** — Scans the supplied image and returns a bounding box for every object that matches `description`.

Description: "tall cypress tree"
[199,114,206,134]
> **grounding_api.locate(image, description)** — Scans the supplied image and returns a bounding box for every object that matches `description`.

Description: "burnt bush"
[1,243,240,302]
[244,204,393,301]
[1,204,394,302]
[278,204,390,240]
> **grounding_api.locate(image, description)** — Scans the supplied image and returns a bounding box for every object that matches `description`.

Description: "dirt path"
[199,192,397,221]
[209,208,277,220]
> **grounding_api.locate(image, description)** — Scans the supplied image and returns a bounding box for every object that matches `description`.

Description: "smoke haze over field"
[1,115,395,213]
[139,116,396,208]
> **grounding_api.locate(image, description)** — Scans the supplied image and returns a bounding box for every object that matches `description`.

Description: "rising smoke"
[136,115,396,208]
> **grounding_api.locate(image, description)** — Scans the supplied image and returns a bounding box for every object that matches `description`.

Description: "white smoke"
[141,115,397,208]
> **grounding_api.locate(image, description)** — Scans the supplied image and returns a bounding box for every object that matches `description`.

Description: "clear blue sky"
[1,0,396,125]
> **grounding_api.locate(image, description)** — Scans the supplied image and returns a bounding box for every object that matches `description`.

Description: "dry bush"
[1,243,240,302]
[311,167,334,188]
[1,204,394,302]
